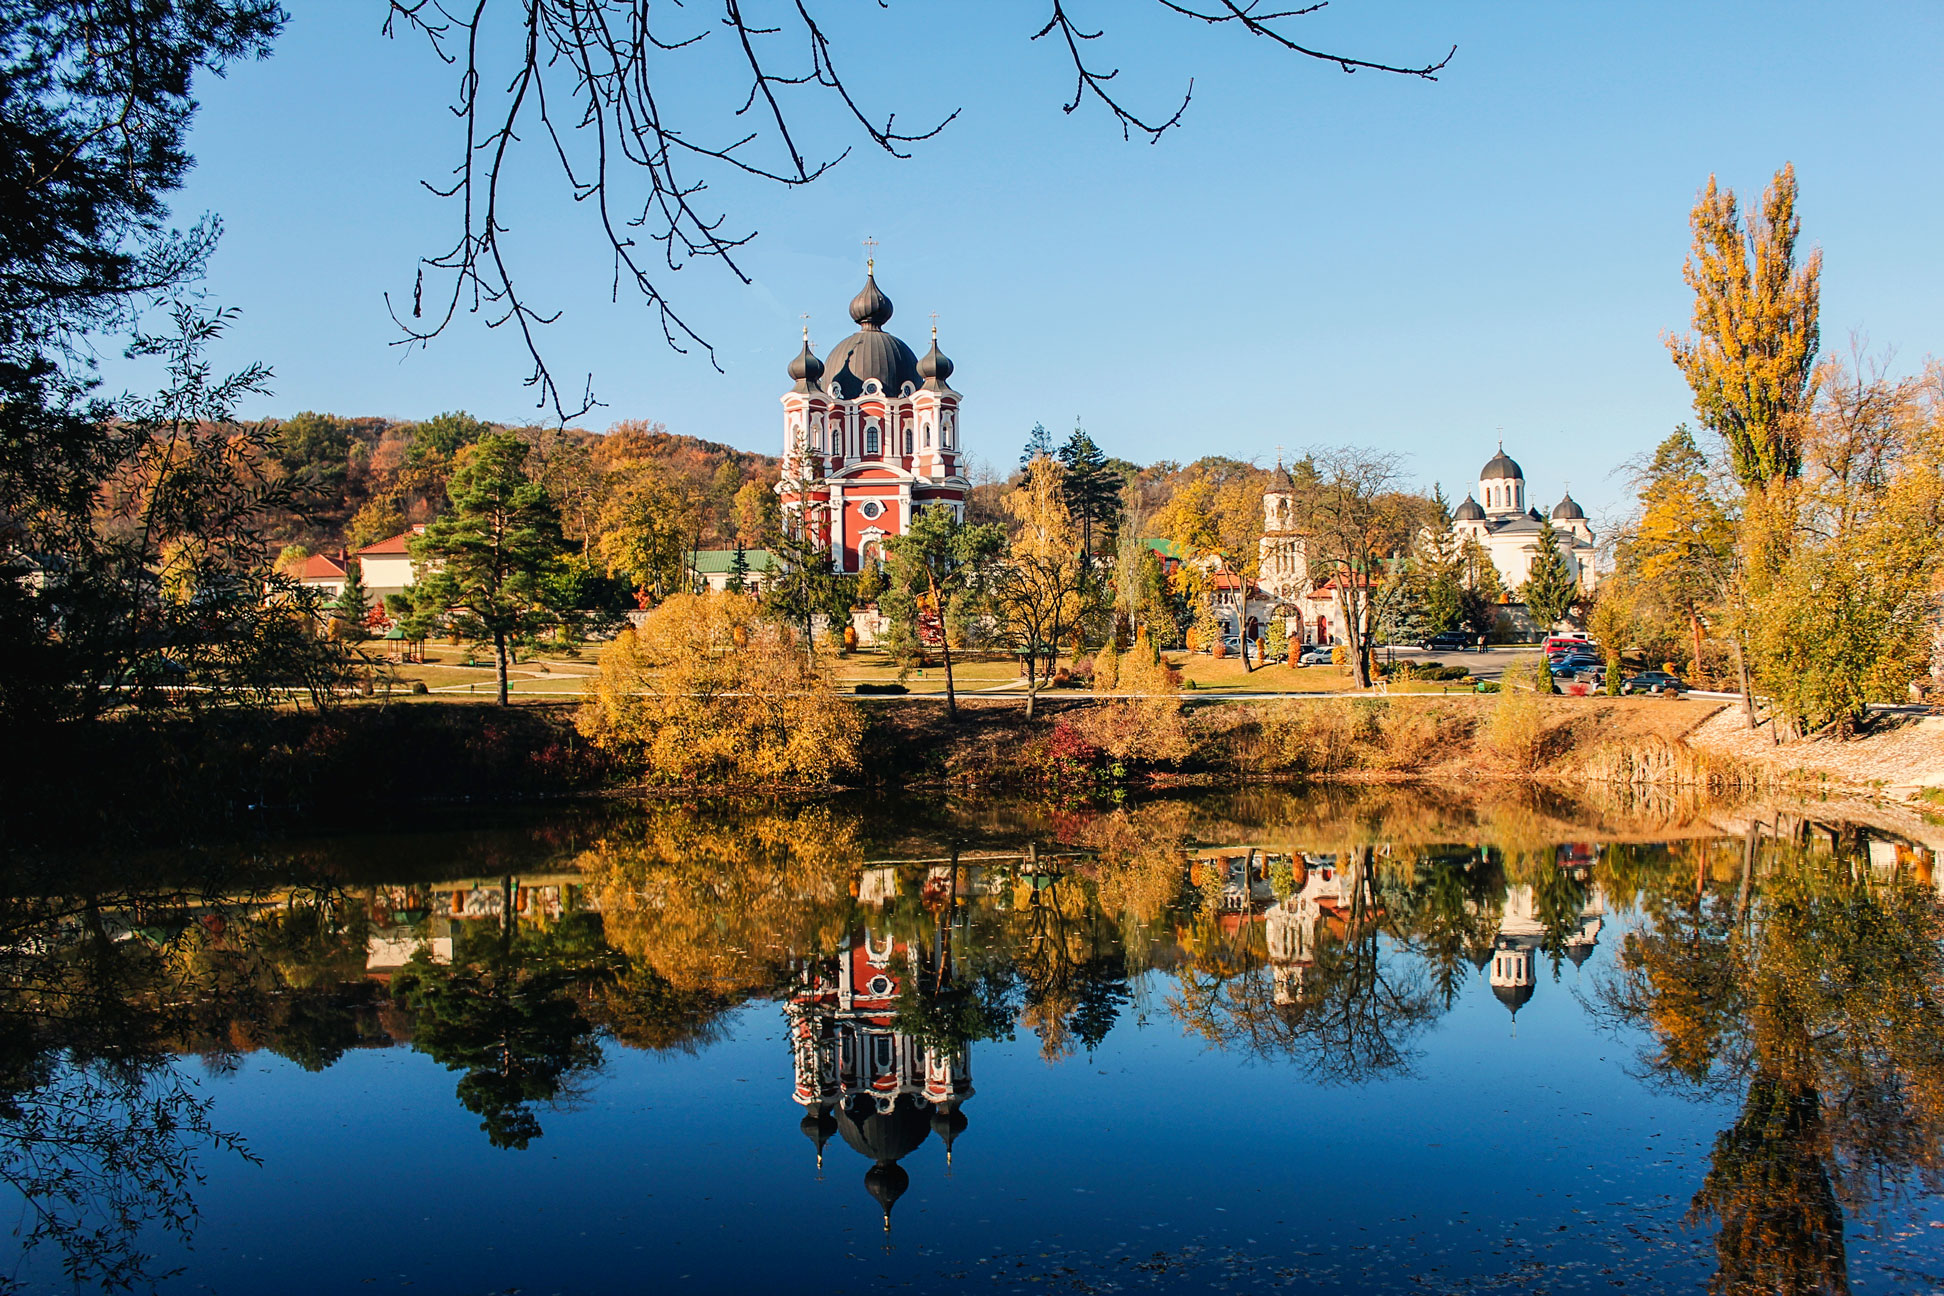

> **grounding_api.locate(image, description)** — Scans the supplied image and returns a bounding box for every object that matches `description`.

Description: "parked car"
[1420,630,1473,652]
[1621,670,1686,696]
[1298,643,1335,666]
[1552,655,1602,674]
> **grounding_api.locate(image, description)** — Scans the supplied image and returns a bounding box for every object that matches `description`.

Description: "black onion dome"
[1527,507,1544,522]
[1481,448,1524,481]
[788,336,824,386]
[1565,940,1596,968]
[864,1162,910,1228]
[849,273,893,328]
[836,1093,932,1165]
[1552,493,1585,521]
[799,1105,838,1152]
[824,329,921,399]
[1453,495,1486,522]
[918,334,954,386]
[929,1103,968,1152]
[1266,462,1295,491]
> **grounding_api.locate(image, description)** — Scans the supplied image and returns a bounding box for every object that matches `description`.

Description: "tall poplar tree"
[1666,164,1821,721]
[411,433,566,705]
[1668,164,1821,489]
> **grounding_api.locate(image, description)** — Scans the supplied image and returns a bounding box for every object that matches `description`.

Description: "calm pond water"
[6,787,1944,1295]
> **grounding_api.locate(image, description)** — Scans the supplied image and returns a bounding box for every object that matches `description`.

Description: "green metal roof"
[690,548,777,575]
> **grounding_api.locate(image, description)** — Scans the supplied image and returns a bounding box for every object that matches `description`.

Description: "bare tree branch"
[384,2,1451,422]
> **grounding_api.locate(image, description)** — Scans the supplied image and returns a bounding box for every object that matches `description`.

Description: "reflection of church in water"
[1197,841,1606,1017]
[1483,845,1605,1021]
[787,865,973,1232]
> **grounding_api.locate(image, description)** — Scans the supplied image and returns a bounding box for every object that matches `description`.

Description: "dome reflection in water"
[4,788,1944,1293]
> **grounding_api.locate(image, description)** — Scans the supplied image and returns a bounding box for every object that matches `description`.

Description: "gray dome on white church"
[1449,440,1599,606]
[1480,448,1524,481]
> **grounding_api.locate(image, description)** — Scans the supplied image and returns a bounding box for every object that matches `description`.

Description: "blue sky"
[153,1,1944,523]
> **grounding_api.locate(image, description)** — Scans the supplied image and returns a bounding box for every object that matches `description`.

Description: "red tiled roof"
[299,554,346,580]
[357,525,424,556]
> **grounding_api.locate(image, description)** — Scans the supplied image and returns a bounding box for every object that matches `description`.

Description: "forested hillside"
[264,412,780,562]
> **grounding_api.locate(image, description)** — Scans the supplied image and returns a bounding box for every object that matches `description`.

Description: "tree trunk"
[1736,822,1758,925]
[1730,626,1756,728]
[494,628,511,706]
[1337,585,1369,688]
[932,575,958,720]
[1689,609,1705,685]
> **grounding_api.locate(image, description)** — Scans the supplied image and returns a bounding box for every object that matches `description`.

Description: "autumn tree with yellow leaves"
[1665,163,1822,721]
[987,457,1090,717]
[578,591,862,784]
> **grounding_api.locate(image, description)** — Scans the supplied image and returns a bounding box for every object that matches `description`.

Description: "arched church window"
[922,421,932,448]
[865,423,880,455]
[903,426,913,455]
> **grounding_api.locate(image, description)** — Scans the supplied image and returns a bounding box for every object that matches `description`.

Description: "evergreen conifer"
[334,561,371,642]
[1520,521,1577,632]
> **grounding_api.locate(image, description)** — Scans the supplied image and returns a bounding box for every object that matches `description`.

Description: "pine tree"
[728,540,751,592]
[410,433,566,705]
[1020,421,1054,467]
[1056,422,1123,571]
[333,561,371,642]
[1520,521,1576,633]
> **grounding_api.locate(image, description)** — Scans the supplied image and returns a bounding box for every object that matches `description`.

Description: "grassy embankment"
[11,650,1749,852]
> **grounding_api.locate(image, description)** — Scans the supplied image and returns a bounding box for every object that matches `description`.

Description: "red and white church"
[778,263,967,572]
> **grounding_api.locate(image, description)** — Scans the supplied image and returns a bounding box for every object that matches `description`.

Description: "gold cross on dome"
[799,311,810,342]
[1275,444,1285,467]
[862,236,878,271]
[929,311,939,339]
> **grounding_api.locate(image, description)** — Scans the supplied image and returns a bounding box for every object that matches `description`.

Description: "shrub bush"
[855,682,908,695]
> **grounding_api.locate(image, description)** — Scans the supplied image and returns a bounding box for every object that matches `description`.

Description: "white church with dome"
[1451,446,1596,589]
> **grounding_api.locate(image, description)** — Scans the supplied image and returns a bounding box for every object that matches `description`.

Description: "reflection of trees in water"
[1599,831,1944,1296]
[0,878,363,1290]
[0,1057,257,1291]
[393,877,618,1149]
[11,797,1944,1292]
[1009,866,1131,1061]
[1166,848,1439,1082]
[1396,848,1506,1007]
